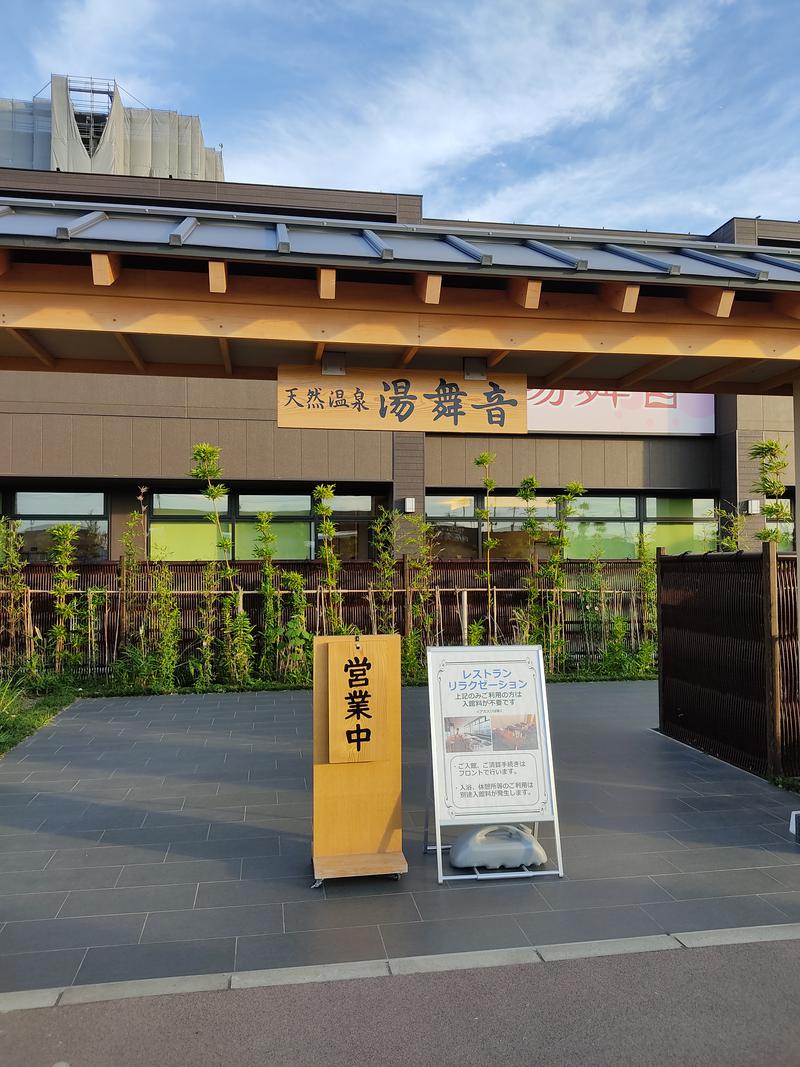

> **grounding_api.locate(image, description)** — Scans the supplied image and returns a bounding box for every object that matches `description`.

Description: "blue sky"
[2,1,799,233]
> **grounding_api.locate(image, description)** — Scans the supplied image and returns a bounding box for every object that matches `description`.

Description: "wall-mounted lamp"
[744,499,761,516]
[403,497,416,514]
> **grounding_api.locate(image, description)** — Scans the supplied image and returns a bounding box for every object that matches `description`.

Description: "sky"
[1,0,799,233]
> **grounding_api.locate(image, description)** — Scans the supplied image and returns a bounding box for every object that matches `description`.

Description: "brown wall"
[425,433,717,491]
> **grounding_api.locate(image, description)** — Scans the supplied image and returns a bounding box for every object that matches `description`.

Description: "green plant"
[474,451,498,643]
[750,440,792,544]
[513,475,544,645]
[190,443,255,685]
[636,532,657,646]
[403,513,438,674]
[538,482,585,674]
[400,630,427,685]
[254,512,281,680]
[150,560,181,690]
[313,483,344,634]
[190,561,219,690]
[714,502,746,552]
[370,506,400,633]
[467,619,485,646]
[48,523,81,674]
[278,571,312,683]
[0,516,30,671]
[119,486,149,647]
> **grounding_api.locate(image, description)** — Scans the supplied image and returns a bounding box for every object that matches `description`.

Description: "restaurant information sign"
[277,366,528,434]
[427,645,563,883]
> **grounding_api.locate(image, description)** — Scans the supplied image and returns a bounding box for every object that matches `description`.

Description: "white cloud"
[30,0,177,105]
[224,1,715,192]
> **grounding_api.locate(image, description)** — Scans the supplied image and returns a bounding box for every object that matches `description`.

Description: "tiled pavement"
[0,681,799,993]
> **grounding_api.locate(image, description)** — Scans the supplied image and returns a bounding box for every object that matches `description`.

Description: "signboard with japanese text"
[528,388,715,435]
[427,645,558,827]
[327,644,387,763]
[277,366,527,434]
[312,635,406,882]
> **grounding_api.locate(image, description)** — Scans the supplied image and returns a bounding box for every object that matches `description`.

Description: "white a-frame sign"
[426,645,563,883]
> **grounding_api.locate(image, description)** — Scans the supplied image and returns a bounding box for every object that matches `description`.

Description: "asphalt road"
[3,940,800,1067]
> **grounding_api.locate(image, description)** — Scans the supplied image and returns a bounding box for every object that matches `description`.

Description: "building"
[0,162,797,565]
[0,75,223,180]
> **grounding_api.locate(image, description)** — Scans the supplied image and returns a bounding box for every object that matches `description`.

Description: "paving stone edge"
[2,924,800,1013]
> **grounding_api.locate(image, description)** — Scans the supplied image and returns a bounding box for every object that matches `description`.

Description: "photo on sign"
[492,714,539,752]
[444,715,493,753]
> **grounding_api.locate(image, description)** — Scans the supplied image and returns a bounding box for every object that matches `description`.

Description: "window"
[574,496,637,519]
[567,522,641,559]
[426,495,479,559]
[425,495,476,518]
[148,490,379,562]
[13,492,108,562]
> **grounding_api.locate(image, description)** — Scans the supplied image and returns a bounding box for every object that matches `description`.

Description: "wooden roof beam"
[690,357,762,390]
[544,353,595,386]
[414,272,442,304]
[773,292,800,319]
[314,341,326,362]
[114,332,146,373]
[208,261,228,294]
[601,282,640,314]
[619,355,683,388]
[91,252,121,286]
[218,337,233,376]
[398,346,418,367]
[316,267,336,300]
[7,327,55,368]
[0,249,10,277]
[487,350,511,368]
[507,277,541,309]
[760,364,800,392]
[688,287,736,318]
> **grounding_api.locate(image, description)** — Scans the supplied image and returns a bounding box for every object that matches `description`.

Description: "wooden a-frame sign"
[312,634,407,881]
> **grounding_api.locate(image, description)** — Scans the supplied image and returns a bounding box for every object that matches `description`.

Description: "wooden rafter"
[317,267,336,300]
[487,350,510,368]
[398,346,418,367]
[619,355,683,388]
[760,364,800,392]
[218,337,233,376]
[601,282,640,314]
[114,332,146,373]
[544,353,595,386]
[414,272,442,304]
[507,277,541,309]
[314,341,326,362]
[689,287,735,318]
[208,261,228,294]
[690,357,762,390]
[0,249,10,277]
[91,253,121,287]
[773,292,800,319]
[7,327,55,368]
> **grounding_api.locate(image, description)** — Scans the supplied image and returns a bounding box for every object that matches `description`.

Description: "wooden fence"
[659,544,800,779]
[1,558,650,675]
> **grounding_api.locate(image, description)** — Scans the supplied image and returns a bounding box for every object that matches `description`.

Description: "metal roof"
[3,195,800,287]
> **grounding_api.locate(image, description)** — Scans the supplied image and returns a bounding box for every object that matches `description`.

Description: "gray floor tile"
[666,826,787,849]
[284,893,420,932]
[141,903,282,943]
[163,838,279,862]
[759,891,800,919]
[515,904,664,946]
[59,883,197,917]
[242,855,313,880]
[536,876,672,911]
[0,913,145,954]
[563,853,682,881]
[0,830,103,853]
[662,845,792,874]
[75,937,236,986]
[381,914,529,958]
[0,892,67,921]
[0,948,85,993]
[761,864,800,890]
[196,878,321,909]
[413,884,551,921]
[0,851,55,874]
[0,866,122,895]
[642,894,789,932]
[49,844,169,869]
[653,868,786,899]
[98,825,211,846]
[236,925,385,971]
[115,858,242,887]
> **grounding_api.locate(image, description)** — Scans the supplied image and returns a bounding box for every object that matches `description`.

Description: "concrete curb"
[1,923,799,1013]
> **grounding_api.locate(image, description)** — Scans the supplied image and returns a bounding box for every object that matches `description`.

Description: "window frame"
[10,491,110,563]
